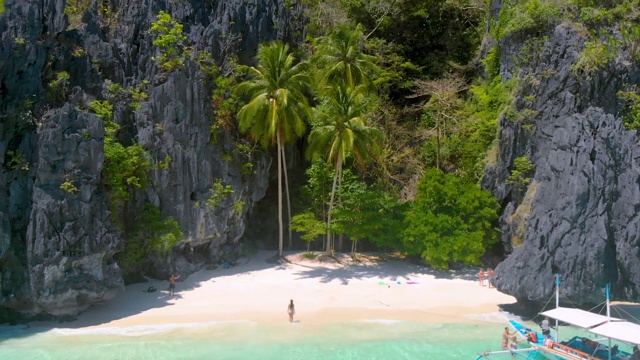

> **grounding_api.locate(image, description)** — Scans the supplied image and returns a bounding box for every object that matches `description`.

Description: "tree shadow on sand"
[288,251,485,285]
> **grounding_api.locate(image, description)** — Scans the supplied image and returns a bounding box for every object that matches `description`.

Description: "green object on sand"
[378,281,386,285]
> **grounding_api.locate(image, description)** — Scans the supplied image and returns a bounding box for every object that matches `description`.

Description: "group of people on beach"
[479,268,495,288]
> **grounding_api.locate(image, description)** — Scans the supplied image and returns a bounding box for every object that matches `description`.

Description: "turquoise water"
[0,320,523,360]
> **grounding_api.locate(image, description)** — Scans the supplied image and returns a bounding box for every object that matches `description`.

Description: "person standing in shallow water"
[287,299,295,323]
[169,274,180,296]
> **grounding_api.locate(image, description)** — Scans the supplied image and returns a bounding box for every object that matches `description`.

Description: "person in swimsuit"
[503,327,514,349]
[169,274,180,296]
[287,299,295,323]
[479,269,485,286]
[488,268,495,288]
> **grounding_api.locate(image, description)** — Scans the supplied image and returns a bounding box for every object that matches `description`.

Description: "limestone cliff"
[0,0,303,320]
[485,3,640,305]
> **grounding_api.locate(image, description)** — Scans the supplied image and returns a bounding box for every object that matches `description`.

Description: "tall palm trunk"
[326,155,342,255]
[281,145,293,250]
[277,132,284,257]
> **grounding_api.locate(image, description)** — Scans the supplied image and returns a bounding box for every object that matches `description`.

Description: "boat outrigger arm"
[475,347,539,359]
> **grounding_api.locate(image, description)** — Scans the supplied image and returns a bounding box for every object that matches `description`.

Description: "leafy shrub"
[403,168,499,269]
[90,99,152,213]
[64,0,90,29]
[88,100,113,121]
[621,21,640,61]
[618,90,640,130]
[150,11,188,71]
[291,212,326,251]
[5,150,29,171]
[496,0,563,40]
[60,176,79,194]
[129,83,149,110]
[205,179,235,208]
[48,71,71,101]
[506,155,534,189]
[572,38,619,75]
[118,204,183,280]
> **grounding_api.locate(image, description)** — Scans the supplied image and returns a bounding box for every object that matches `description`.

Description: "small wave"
[360,319,403,324]
[46,320,255,337]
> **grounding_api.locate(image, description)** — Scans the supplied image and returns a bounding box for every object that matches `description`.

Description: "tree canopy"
[403,168,500,268]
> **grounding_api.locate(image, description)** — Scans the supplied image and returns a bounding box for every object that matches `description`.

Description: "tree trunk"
[277,133,284,257]
[281,144,293,250]
[326,155,342,255]
[436,116,441,170]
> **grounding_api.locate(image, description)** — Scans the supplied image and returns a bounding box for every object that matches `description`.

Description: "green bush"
[621,22,640,61]
[64,0,90,29]
[118,204,183,279]
[618,90,640,130]
[403,168,499,269]
[496,0,563,40]
[291,212,326,251]
[506,155,534,189]
[572,38,618,75]
[205,179,234,208]
[150,11,188,71]
[48,71,70,101]
[89,100,113,122]
[60,177,79,194]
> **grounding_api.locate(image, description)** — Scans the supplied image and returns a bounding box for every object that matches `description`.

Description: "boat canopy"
[590,321,640,345]
[540,307,622,329]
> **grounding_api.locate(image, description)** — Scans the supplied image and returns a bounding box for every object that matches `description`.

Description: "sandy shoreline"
[33,251,518,330]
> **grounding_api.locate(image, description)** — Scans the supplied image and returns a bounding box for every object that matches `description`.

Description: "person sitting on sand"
[169,274,180,296]
[287,299,295,323]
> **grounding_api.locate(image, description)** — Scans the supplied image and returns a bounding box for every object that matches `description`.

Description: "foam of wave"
[45,319,255,337]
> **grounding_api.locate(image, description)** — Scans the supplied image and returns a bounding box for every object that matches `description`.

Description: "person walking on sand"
[169,273,180,296]
[488,268,495,288]
[479,269,485,286]
[287,299,295,323]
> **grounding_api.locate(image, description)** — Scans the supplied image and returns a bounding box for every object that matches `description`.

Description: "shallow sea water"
[0,319,528,360]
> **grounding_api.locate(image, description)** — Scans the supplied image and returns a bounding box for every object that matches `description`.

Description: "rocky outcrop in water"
[485,16,640,304]
[0,0,303,320]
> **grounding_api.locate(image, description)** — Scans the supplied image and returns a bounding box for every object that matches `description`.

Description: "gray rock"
[486,18,640,304]
[0,0,302,319]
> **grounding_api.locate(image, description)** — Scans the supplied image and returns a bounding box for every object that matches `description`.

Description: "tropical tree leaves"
[404,168,499,268]
[235,41,311,257]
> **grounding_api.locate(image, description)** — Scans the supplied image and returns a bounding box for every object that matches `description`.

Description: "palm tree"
[314,24,379,89]
[235,41,311,257]
[307,81,382,255]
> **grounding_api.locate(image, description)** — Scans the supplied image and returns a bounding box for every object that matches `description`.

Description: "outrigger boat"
[475,275,640,360]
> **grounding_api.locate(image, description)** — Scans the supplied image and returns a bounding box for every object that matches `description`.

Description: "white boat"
[475,276,640,360]
[535,277,637,360]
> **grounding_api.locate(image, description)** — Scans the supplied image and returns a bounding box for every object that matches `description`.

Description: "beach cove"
[0,251,521,359]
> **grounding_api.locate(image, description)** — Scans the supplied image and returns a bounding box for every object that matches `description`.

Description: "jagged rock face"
[25,105,124,316]
[0,0,302,319]
[485,20,640,304]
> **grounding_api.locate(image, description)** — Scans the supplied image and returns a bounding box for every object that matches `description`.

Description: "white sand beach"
[49,251,517,330]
